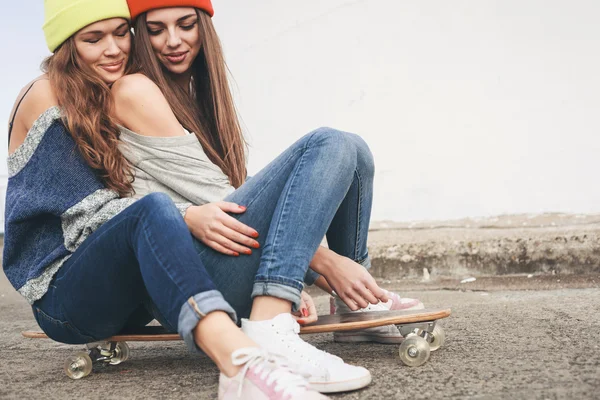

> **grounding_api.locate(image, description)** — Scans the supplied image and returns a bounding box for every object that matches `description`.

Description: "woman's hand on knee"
[322,256,389,311]
[292,291,318,325]
[184,202,260,256]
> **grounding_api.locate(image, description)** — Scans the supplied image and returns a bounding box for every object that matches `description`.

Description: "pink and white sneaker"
[218,347,329,400]
[331,290,424,344]
[242,314,372,393]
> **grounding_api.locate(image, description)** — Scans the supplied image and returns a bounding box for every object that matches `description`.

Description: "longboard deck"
[22,308,450,342]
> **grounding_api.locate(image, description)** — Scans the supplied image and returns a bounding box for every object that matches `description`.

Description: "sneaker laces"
[231,347,309,398]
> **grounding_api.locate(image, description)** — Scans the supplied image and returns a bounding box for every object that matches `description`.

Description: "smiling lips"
[165,51,188,64]
[99,59,124,73]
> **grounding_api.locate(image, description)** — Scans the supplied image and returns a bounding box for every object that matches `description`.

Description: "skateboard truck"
[64,341,130,379]
[395,321,446,367]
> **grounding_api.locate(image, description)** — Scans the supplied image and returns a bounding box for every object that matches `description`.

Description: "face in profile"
[73,18,131,84]
[145,7,201,75]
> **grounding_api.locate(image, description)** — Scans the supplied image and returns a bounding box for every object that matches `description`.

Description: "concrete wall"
[214,0,600,222]
[2,1,598,225]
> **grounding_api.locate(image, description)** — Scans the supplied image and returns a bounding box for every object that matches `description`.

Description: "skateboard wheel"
[109,342,130,365]
[64,351,93,379]
[429,325,446,352]
[399,336,430,367]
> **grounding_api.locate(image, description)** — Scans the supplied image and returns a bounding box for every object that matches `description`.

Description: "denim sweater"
[3,107,189,304]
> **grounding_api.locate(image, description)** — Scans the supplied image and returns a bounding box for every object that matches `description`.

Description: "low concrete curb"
[367,213,600,279]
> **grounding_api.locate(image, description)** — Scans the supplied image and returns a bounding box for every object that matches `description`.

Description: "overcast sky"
[3,1,600,222]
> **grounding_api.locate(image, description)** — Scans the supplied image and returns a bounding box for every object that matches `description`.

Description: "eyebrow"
[146,14,197,26]
[80,22,129,36]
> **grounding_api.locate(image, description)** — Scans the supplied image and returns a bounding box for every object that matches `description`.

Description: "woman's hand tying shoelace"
[318,254,389,311]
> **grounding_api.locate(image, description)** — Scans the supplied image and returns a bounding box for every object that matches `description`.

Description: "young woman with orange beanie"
[114,0,424,393]
[5,1,327,399]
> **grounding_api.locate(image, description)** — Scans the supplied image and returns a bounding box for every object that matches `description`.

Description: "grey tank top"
[118,126,235,205]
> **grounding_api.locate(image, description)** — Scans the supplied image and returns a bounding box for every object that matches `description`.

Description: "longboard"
[22,308,450,379]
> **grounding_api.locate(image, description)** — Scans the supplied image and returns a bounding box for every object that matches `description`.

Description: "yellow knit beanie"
[43,0,131,52]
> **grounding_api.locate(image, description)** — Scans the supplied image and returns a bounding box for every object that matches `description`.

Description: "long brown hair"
[133,10,246,188]
[42,37,134,197]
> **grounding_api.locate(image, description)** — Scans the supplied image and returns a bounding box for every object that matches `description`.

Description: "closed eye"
[181,22,197,31]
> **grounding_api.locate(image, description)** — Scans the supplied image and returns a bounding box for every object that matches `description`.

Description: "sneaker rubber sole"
[309,372,372,393]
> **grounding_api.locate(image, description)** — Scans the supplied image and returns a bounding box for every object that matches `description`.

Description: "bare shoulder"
[8,76,57,153]
[10,77,56,122]
[112,73,162,100]
[112,73,183,137]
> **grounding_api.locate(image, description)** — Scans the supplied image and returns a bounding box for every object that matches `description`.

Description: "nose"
[104,36,121,57]
[166,28,182,48]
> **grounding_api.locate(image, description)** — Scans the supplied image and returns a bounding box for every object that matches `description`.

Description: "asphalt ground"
[1,272,599,399]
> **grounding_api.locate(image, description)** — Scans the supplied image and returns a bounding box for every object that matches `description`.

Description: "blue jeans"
[33,193,236,351]
[33,127,374,352]
[195,127,374,318]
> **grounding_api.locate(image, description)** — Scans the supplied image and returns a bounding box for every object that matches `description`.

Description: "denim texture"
[32,193,235,350]
[192,127,375,315]
[15,118,374,354]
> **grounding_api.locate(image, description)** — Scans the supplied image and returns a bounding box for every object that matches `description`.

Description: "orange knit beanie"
[127,0,213,20]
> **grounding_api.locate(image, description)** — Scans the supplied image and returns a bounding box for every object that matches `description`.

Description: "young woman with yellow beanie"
[113,0,423,393]
[5,2,327,399]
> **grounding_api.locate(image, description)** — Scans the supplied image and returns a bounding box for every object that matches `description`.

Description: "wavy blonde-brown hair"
[133,10,247,188]
[42,37,134,197]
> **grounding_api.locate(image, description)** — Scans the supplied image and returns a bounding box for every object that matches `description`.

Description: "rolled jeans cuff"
[178,290,237,353]
[251,277,303,312]
[303,268,320,286]
[358,255,371,270]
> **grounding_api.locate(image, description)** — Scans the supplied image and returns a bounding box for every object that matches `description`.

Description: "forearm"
[314,276,334,295]
[310,246,339,276]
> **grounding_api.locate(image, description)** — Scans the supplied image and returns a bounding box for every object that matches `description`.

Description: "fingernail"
[302,308,308,317]
[239,206,247,211]
[233,252,240,257]
[244,249,252,255]
[297,319,306,324]
[251,231,259,238]
[252,242,260,249]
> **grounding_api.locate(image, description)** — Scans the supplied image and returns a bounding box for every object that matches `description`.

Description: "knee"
[309,127,374,176]
[139,192,175,208]
[136,192,180,220]
[308,127,356,165]
[310,127,354,148]
[349,133,375,179]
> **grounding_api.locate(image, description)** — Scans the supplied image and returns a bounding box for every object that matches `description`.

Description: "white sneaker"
[242,314,371,393]
[218,347,328,399]
[331,290,425,344]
